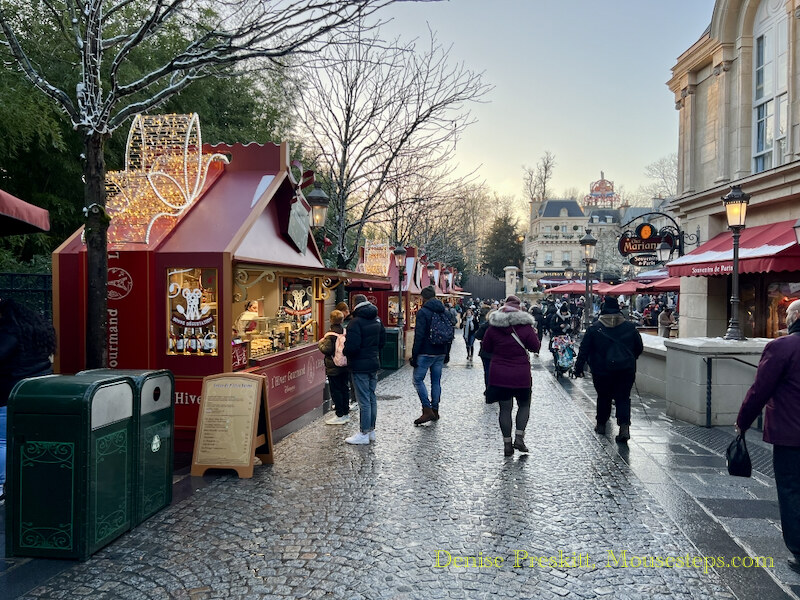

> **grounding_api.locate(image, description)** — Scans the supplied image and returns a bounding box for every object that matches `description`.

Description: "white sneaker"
[368,430,376,442]
[345,432,371,445]
[326,414,350,425]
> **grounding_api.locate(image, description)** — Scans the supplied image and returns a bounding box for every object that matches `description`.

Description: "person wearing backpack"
[318,310,351,425]
[411,286,453,425]
[343,295,386,445]
[574,296,643,443]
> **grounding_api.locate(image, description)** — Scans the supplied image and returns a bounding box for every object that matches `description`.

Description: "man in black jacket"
[343,294,386,445]
[574,296,643,443]
[411,286,451,425]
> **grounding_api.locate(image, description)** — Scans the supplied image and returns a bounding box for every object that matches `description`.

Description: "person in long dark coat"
[480,295,541,457]
[736,299,800,575]
[574,297,643,443]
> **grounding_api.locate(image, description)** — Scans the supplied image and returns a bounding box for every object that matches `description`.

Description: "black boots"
[414,407,436,425]
[513,434,528,453]
[504,440,514,456]
[594,422,606,435]
[615,424,630,443]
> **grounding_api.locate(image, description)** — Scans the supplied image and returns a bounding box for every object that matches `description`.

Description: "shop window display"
[231,271,318,362]
[166,268,219,355]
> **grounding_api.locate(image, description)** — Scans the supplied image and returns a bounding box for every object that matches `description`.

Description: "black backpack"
[599,328,636,372]
[429,311,455,345]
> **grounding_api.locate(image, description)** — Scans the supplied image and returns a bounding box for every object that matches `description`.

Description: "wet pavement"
[1,338,799,599]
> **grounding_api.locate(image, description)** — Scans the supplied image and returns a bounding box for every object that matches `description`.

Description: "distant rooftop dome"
[538,199,585,218]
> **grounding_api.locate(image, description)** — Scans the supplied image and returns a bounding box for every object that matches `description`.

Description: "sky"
[380,0,717,203]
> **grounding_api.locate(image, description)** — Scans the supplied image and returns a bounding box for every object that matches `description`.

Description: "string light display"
[105,113,228,244]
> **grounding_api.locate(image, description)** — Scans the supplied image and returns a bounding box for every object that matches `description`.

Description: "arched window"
[753,0,788,173]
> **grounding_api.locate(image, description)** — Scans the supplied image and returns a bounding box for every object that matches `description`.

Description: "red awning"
[642,277,681,292]
[667,220,800,277]
[593,282,615,294]
[0,188,50,236]
[547,282,594,294]
[604,281,645,295]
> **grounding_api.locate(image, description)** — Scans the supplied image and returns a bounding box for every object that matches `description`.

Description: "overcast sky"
[380,0,716,203]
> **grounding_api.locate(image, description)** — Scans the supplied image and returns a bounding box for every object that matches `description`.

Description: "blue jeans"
[413,354,445,409]
[351,372,377,434]
[0,405,6,488]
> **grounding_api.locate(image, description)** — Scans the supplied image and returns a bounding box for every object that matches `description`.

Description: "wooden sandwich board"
[190,372,274,478]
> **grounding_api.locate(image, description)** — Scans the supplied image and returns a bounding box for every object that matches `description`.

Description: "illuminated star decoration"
[105,113,228,244]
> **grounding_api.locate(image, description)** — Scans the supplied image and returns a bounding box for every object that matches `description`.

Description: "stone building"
[667,0,800,339]
[523,199,586,290]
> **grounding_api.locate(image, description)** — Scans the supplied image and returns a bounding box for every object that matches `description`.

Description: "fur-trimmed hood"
[488,310,535,329]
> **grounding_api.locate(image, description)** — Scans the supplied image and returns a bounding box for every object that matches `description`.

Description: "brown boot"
[414,407,435,426]
[432,409,439,421]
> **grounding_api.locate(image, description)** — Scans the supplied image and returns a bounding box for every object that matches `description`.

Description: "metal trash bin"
[79,369,174,527]
[6,374,135,560]
[380,327,403,369]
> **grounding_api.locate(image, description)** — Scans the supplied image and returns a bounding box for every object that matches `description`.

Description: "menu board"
[191,372,273,478]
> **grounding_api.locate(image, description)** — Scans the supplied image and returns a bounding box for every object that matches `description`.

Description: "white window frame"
[753,4,788,173]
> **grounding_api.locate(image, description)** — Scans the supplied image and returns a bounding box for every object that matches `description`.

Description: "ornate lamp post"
[306,182,330,229]
[722,185,750,341]
[564,266,575,281]
[393,245,408,355]
[580,229,597,332]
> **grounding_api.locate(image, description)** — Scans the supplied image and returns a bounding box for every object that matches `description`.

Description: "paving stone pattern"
[19,344,736,600]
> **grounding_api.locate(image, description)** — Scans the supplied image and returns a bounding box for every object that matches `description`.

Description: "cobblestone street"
[1,341,796,599]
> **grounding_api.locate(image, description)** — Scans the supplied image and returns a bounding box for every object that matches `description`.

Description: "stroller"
[550,334,577,378]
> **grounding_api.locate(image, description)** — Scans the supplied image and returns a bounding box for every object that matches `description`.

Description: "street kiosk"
[53,114,386,451]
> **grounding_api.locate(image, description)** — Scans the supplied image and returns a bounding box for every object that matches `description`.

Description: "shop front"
[53,116,359,451]
[667,220,800,338]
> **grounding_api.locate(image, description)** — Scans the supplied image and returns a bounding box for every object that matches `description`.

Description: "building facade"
[667,0,800,338]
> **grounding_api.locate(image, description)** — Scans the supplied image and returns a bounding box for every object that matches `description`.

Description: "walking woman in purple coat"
[480,295,541,456]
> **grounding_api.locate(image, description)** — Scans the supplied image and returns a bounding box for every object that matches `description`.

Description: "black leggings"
[490,386,532,438]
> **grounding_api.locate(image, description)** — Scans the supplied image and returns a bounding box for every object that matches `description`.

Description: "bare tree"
[294,24,490,269]
[0,0,415,367]
[640,153,678,200]
[522,151,556,202]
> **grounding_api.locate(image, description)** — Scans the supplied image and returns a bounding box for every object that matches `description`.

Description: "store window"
[167,268,218,355]
[753,2,788,173]
[766,282,800,337]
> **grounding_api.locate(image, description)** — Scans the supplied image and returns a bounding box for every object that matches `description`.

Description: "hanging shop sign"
[628,254,659,267]
[618,223,675,257]
[362,242,391,277]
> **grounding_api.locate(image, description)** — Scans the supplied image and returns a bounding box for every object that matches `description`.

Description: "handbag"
[726,432,752,478]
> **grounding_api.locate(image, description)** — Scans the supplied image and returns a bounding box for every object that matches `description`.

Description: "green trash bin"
[79,369,174,527]
[381,327,404,369]
[6,374,135,560]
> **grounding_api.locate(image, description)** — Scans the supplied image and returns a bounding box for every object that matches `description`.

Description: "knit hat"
[421,286,436,300]
[601,296,621,314]
[500,295,521,312]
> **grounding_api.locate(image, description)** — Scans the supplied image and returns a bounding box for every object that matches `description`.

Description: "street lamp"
[722,185,750,340]
[306,182,330,229]
[393,245,407,357]
[580,229,598,332]
[657,241,672,263]
[564,266,574,281]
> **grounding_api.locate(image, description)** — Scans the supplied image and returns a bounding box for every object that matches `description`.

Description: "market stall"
[53,114,363,451]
